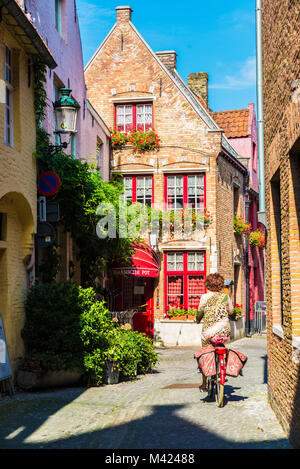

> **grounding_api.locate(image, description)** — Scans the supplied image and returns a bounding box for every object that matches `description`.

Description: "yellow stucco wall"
[0,25,37,373]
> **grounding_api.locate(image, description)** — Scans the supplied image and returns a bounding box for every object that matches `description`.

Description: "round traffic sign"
[38,171,61,196]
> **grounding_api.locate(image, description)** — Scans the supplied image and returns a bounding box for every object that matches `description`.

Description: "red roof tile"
[211,108,250,138]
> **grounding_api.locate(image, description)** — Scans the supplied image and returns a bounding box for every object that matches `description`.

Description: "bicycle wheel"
[215,361,224,407]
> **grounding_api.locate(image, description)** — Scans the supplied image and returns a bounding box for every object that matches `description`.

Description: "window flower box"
[167,307,197,321]
[229,304,243,321]
[249,228,266,248]
[109,128,160,152]
[233,214,251,235]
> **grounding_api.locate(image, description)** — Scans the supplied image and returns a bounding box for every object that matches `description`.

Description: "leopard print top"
[199,292,231,346]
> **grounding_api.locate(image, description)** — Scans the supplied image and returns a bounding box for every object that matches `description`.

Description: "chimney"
[156,51,177,73]
[116,5,133,22]
[188,72,209,107]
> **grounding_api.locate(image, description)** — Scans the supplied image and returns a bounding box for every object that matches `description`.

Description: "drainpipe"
[256,0,267,228]
[256,0,267,303]
[245,173,251,336]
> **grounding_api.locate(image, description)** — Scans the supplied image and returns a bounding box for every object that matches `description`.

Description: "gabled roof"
[0,0,56,69]
[211,108,250,138]
[85,16,243,162]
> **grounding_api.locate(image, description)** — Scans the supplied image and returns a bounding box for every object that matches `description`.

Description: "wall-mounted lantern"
[53,88,79,151]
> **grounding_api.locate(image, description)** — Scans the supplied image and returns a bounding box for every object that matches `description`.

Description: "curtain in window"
[167,276,184,308]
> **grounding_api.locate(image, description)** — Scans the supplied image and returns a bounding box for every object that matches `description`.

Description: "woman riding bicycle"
[196,273,233,391]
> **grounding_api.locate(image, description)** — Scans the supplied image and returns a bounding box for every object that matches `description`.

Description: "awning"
[112,243,160,278]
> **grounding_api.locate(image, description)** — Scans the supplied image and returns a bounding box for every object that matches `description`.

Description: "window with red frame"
[116,103,153,132]
[123,175,153,206]
[165,251,206,314]
[165,174,205,211]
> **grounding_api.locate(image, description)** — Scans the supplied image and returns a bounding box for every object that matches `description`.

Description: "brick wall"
[85,7,247,323]
[262,0,300,448]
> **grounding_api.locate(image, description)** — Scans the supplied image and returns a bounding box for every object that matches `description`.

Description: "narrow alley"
[0,336,292,449]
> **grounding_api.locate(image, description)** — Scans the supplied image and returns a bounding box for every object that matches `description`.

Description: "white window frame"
[167,175,184,210]
[187,175,205,212]
[136,175,152,206]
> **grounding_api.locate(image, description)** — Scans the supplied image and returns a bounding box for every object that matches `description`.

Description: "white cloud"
[210,56,256,90]
[76,1,114,26]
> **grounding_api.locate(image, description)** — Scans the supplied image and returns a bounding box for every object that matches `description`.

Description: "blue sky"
[77,0,257,112]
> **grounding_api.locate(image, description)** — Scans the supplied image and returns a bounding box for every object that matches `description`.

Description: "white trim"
[292,336,300,351]
[272,324,284,339]
[161,167,209,173]
[111,168,154,174]
[109,96,156,103]
[159,244,208,251]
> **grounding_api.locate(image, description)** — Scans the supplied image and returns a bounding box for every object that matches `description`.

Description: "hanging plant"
[233,214,251,235]
[249,228,266,248]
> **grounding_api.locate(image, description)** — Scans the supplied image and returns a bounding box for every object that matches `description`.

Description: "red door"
[132,279,154,338]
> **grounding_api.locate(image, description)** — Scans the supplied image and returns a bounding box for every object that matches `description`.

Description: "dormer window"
[116,103,153,132]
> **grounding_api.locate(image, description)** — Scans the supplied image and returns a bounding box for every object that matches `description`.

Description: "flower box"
[249,228,266,248]
[233,214,251,235]
[110,129,160,151]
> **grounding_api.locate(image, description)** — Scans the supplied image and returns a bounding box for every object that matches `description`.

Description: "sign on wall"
[0,316,12,382]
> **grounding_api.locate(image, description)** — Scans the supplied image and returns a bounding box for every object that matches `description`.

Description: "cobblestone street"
[0,336,292,449]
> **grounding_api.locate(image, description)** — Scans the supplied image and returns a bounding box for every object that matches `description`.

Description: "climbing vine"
[33,59,135,287]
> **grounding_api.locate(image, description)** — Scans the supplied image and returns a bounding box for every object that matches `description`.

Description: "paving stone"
[0,336,293,449]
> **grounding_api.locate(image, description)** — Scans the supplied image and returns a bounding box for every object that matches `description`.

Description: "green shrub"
[22,281,96,371]
[79,301,115,384]
[21,281,159,385]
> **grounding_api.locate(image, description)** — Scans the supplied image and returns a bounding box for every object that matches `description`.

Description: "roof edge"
[84,23,117,72]
[0,0,57,69]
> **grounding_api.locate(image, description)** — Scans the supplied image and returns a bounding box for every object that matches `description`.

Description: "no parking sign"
[38,171,61,197]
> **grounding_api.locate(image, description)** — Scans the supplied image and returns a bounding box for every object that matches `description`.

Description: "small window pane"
[188,275,205,310]
[167,276,184,309]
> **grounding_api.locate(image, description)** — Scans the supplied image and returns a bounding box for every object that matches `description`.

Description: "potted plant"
[229,304,243,321]
[187,309,197,320]
[103,346,121,384]
[233,214,251,235]
[249,228,266,248]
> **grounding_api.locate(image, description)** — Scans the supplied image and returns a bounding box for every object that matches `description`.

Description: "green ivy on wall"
[32,58,135,287]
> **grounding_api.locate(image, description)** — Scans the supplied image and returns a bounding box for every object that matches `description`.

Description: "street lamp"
[52,88,79,152]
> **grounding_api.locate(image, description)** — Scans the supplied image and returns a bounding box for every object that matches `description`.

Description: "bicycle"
[205,335,228,407]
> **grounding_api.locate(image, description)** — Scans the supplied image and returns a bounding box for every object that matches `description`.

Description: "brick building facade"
[85,6,249,345]
[262,0,300,448]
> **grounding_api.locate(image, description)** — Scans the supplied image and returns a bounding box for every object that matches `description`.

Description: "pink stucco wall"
[229,104,265,319]
[23,0,110,179]
[227,103,258,193]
